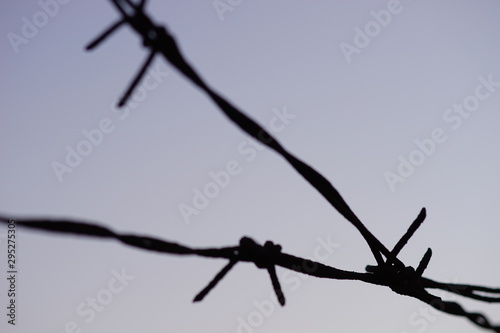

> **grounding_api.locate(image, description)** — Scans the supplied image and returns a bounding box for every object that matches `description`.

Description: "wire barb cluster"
[194,237,285,305]
[86,0,398,268]
[1,215,500,332]
[5,0,500,332]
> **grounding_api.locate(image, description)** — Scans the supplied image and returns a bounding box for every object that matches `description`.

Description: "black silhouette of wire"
[5,0,499,332]
[1,216,499,332]
[82,0,500,331]
[85,0,394,267]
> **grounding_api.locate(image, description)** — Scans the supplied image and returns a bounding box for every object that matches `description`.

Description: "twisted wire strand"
[10,0,499,331]
[86,0,394,267]
[1,216,499,331]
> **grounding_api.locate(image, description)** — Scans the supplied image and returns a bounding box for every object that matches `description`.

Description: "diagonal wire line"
[193,259,238,302]
[422,278,500,303]
[85,18,126,50]
[86,0,404,267]
[117,49,157,107]
[391,207,427,258]
[410,288,500,332]
[1,215,500,332]
[24,1,496,331]
[267,264,286,306]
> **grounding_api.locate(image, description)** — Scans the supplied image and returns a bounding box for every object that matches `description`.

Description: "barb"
[78,2,500,330]
[85,0,405,267]
[415,248,432,277]
[194,259,238,302]
[1,216,499,332]
[391,207,427,258]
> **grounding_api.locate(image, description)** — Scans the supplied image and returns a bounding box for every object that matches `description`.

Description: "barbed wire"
[85,0,392,267]
[1,215,499,331]
[4,0,500,331]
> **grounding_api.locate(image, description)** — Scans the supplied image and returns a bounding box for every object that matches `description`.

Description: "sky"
[1,0,500,332]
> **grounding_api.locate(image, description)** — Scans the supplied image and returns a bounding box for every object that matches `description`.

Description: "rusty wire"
[3,0,500,331]
[1,215,500,331]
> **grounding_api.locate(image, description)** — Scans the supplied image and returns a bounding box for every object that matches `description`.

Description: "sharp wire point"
[391,207,427,260]
[267,265,286,306]
[193,259,237,303]
[416,248,432,277]
[117,50,157,107]
[28,0,500,330]
[85,19,126,51]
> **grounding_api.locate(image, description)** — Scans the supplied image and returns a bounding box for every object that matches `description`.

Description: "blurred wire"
[5,0,499,332]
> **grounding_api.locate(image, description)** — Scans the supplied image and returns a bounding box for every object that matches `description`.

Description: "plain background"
[1,0,500,332]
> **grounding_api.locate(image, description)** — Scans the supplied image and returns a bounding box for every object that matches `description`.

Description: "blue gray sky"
[1,0,500,332]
